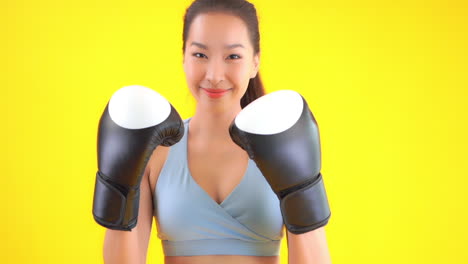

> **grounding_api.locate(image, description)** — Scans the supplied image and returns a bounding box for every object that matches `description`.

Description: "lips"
[201,88,231,99]
[203,88,228,93]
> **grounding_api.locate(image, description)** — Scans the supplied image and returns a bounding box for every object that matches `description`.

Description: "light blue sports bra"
[153,118,284,256]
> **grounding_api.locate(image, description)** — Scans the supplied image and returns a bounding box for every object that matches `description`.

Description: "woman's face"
[183,12,259,109]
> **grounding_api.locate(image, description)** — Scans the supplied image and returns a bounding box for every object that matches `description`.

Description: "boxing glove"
[92,85,184,231]
[229,90,330,234]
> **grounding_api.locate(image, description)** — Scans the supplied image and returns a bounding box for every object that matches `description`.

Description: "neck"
[189,103,242,142]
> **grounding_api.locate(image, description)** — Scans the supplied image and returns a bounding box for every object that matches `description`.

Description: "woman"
[103,0,331,263]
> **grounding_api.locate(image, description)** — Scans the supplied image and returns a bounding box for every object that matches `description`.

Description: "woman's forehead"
[187,12,251,49]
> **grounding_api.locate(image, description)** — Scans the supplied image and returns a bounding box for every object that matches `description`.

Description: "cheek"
[184,60,204,86]
[229,63,252,89]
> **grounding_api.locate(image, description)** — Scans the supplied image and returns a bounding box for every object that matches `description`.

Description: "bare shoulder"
[147,146,171,197]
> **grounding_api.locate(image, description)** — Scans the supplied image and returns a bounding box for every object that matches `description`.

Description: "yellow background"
[2,0,468,263]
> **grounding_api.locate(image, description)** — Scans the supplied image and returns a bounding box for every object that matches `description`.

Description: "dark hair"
[182,0,265,108]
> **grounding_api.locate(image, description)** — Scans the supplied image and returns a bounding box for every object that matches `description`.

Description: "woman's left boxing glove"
[92,85,184,231]
[229,90,331,234]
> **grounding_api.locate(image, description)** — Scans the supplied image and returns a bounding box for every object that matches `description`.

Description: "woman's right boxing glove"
[92,85,184,231]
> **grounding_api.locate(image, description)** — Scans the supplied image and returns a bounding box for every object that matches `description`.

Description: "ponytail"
[240,73,265,108]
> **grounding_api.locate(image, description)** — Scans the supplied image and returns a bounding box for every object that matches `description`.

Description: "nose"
[205,58,225,87]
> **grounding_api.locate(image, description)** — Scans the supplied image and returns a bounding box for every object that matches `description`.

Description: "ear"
[250,52,260,79]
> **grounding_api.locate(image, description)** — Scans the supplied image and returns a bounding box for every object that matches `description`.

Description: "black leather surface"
[229,94,331,234]
[93,103,184,231]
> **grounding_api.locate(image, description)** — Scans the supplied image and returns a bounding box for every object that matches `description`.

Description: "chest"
[187,142,248,205]
[153,132,285,242]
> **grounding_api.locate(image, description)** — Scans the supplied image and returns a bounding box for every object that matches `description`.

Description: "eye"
[227,54,242,60]
[192,52,207,59]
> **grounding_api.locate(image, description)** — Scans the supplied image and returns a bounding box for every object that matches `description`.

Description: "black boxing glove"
[92,85,184,231]
[229,90,331,234]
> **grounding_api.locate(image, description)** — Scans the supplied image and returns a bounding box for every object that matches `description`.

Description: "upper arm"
[103,146,170,264]
[286,227,332,264]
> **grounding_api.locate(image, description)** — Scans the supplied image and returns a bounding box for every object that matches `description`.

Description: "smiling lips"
[201,88,231,98]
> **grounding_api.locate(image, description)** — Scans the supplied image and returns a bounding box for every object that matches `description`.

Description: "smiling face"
[183,12,259,111]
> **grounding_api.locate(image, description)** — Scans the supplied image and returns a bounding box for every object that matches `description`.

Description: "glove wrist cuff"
[280,173,331,234]
[92,171,139,231]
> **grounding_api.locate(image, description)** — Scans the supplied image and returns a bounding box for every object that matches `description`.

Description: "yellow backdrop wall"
[2,0,468,263]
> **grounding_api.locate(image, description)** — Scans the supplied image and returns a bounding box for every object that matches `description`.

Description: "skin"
[103,12,331,264]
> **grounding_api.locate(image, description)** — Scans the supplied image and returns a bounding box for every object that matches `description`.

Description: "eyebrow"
[190,42,245,50]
